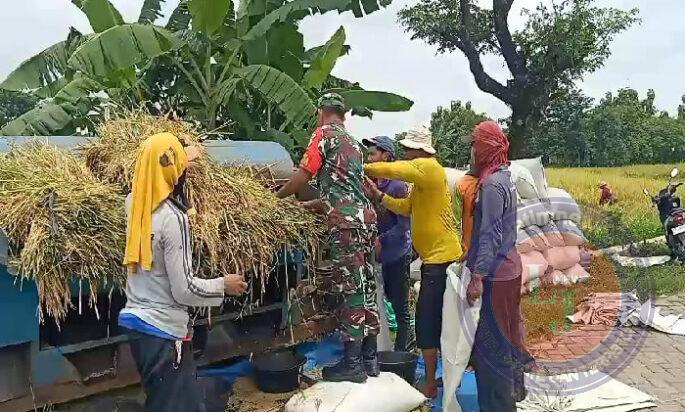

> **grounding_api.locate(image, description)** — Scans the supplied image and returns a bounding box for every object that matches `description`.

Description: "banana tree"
[1,0,412,154]
[0,0,182,135]
[144,0,412,153]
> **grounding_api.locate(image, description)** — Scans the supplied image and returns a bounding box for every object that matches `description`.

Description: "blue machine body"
[0,136,306,410]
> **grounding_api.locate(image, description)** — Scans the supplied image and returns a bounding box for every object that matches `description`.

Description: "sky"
[1,0,683,139]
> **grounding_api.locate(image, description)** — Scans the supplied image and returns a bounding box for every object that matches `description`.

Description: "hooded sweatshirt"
[119,133,224,339]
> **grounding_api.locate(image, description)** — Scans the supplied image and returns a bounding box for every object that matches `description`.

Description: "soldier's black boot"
[362,334,380,377]
[322,341,367,383]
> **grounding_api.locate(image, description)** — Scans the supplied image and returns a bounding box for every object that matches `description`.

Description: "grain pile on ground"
[0,144,126,321]
[522,253,621,341]
[84,108,326,284]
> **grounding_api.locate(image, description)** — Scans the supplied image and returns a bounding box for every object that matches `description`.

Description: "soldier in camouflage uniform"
[277,93,379,383]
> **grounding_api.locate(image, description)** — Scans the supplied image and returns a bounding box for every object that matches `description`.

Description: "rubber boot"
[362,335,380,377]
[322,341,367,383]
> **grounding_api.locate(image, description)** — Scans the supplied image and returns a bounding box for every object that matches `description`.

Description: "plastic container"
[252,350,306,393]
[378,351,419,384]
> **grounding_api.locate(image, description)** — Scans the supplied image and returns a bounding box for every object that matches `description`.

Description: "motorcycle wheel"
[667,233,685,262]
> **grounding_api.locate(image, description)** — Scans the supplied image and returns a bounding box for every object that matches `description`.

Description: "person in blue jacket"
[363,135,414,351]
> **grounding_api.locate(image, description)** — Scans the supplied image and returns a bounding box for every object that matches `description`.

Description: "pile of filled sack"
[509,158,593,295]
[445,157,593,296]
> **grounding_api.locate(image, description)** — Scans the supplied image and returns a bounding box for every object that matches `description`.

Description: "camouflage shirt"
[300,122,377,231]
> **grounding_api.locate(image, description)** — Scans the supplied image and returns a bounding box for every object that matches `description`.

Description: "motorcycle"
[643,168,685,261]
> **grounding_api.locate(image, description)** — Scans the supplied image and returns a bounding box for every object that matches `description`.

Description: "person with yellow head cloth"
[118,132,248,412]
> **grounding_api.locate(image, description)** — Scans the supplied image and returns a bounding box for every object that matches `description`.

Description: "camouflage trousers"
[328,228,379,341]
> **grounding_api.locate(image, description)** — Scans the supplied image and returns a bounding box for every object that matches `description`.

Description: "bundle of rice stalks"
[187,162,323,284]
[0,144,126,321]
[85,108,325,287]
[83,108,201,192]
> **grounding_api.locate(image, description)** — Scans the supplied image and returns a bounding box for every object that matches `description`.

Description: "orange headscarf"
[124,133,189,271]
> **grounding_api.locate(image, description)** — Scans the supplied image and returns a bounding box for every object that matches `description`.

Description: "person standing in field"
[599,181,617,206]
[277,93,379,383]
[464,121,524,411]
[119,133,248,411]
[363,126,462,398]
[362,135,414,352]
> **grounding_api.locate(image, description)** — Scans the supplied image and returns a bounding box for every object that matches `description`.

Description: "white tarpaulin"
[518,370,656,411]
[567,292,685,335]
[635,300,685,335]
[441,263,481,412]
[611,254,671,267]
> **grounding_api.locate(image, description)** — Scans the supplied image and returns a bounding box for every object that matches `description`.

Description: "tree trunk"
[508,108,527,159]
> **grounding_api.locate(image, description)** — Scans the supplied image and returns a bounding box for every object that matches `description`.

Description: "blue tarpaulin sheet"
[197,334,344,386]
[197,336,478,411]
[415,354,479,412]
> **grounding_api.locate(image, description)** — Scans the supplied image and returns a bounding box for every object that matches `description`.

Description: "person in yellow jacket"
[364,126,462,399]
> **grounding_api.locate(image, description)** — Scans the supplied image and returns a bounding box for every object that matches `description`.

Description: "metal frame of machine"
[0,136,330,411]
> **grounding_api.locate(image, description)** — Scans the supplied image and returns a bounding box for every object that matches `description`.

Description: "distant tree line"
[431,88,685,168]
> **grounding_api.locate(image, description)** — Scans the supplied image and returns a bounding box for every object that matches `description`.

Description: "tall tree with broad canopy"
[399,0,639,157]
[430,100,487,168]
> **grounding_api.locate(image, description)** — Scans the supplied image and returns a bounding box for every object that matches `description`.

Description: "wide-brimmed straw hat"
[398,125,436,155]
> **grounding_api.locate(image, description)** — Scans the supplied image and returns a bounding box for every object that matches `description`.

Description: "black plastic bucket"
[252,350,306,393]
[378,351,419,384]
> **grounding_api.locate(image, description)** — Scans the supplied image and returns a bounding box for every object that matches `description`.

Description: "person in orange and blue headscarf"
[118,132,248,412]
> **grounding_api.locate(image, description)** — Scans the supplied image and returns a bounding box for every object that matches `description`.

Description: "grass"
[620,262,685,300]
[547,163,685,247]
[524,163,685,342]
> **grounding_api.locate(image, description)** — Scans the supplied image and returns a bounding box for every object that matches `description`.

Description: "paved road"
[528,294,685,411]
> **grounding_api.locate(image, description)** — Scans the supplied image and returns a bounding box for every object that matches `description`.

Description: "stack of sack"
[510,158,590,294]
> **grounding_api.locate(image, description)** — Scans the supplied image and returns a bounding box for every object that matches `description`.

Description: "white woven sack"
[556,220,586,246]
[441,263,481,412]
[511,157,548,199]
[285,372,426,412]
[517,199,553,230]
[509,163,539,200]
[547,187,582,225]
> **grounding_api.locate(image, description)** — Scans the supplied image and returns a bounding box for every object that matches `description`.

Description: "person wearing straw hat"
[599,181,617,206]
[119,133,248,411]
[277,93,380,383]
[363,126,462,398]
